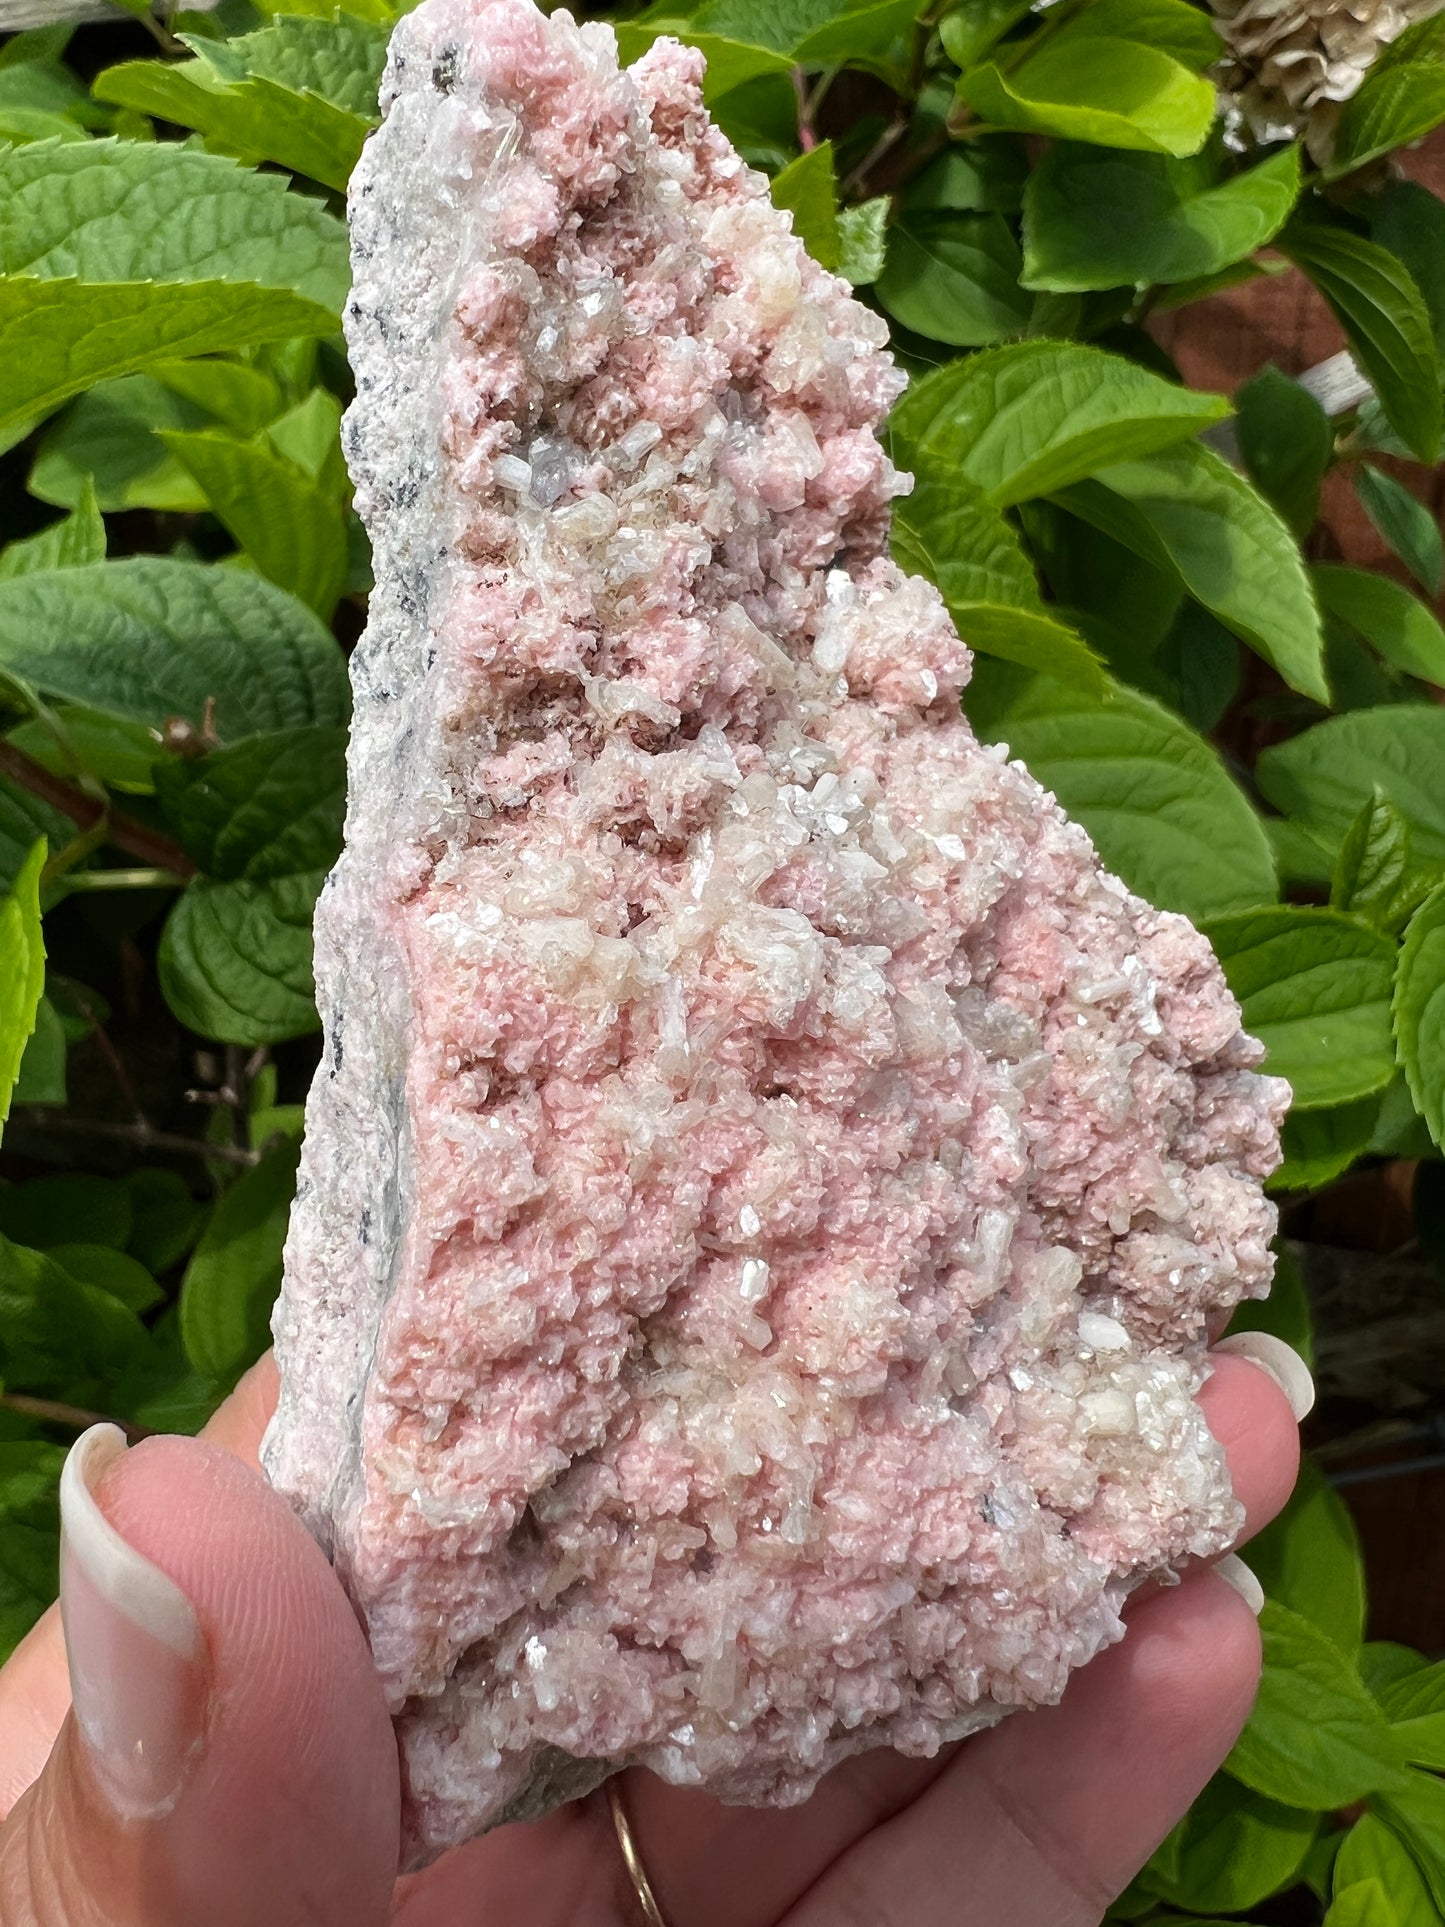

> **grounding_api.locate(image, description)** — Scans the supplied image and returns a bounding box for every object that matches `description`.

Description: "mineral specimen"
[262,0,1289,1866]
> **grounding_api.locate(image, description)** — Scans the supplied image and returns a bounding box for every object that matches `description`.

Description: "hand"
[0,1338,1305,1927]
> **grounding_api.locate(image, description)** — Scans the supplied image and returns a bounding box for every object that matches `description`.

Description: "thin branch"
[60,867,188,893]
[12,1110,261,1169]
[791,67,818,150]
[0,1392,156,1441]
[0,742,197,879]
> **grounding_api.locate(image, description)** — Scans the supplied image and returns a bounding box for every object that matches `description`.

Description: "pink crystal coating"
[263,0,1288,1866]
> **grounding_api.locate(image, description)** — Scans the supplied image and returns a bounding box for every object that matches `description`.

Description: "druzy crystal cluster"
[262,0,1288,1865]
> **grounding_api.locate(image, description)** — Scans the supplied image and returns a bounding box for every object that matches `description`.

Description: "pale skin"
[0,1347,1302,1927]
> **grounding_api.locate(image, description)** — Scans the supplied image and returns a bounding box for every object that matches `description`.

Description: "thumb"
[0,1424,400,1927]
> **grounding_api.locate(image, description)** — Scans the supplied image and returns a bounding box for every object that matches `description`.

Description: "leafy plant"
[2,0,1444,1915]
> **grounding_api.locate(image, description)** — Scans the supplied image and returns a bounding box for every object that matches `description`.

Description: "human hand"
[0,1337,1307,1927]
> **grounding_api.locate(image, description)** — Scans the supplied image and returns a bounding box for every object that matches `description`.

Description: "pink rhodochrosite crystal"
[262,0,1289,1865]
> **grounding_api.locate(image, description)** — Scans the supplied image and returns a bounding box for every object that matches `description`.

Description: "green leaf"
[1363,1643,1432,1698]
[876,212,1030,346]
[0,841,45,1133]
[1374,183,1445,360]
[159,869,328,1044]
[791,0,920,72]
[939,0,1034,71]
[770,143,841,272]
[1226,1602,1410,1810]
[895,474,1103,687]
[11,996,66,1109]
[1202,906,1397,1109]
[1279,222,1441,464]
[1058,0,1223,71]
[900,139,1027,216]
[836,197,889,287]
[1329,56,1445,180]
[0,1441,63,1662]
[48,1243,163,1315]
[1237,365,1332,539]
[1395,882,1445,1150]
[180,1135,301,1384]
[1376,1775,1445,1918]
[0,783,66,897]
[966,661,1277,919]
[0,1174,131,1251]
[1328,1880,1403,1927]
[152,358,283,437]
[958,33,1216,157]
[126,1168,206,1275]
[1334,1817,1442,1927]
[1378,1660,1445,1770]
[155,726,347,880]
[1022,144,1301,293]
[1330,791,1435,935]
[1354,465,1444,597]
[186,11,387,115]
[0,1230,152,1399]
[162,428,348,616]
[1144,1774,1317,1916]
[1315,565,1445,688]
[1258,707,1445,865]
[1053,442,1328,705]
[0,482,104,579]
[1273,1094,1382,1190]
[0,139,347,306]
[888,340,1227,509]
[0,278,340,446]
[685,0,852,55]
[1246,1456,1365,1654]
[30,374,216,515]
[0,558,349,741]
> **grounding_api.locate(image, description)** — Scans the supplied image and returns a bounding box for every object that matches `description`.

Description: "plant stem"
[11,1110,261,1169]
[0,743,197,879]
[60,867,189,893]
[0,1392,156,1441]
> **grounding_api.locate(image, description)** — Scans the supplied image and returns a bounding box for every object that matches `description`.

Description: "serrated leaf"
[1022,143,1301,293]
[770,143,841,272]
[179,1135,300,1384]
[1329,57,1445,180]
[1316,564,1445,688]
[1355,465,1444,597]
[966,660,1277,920]
[894,472,1103,687]
[0,558,349,740]
[162,428,348,616]
[0,278,339,444]
[1053,441,1327,704]
[876,211,1030,346]
[159,869,327,1044]
[0,138,347,306]
[95,60,373,194]
[1144,1775,1317,1916]
[154,726,347,880]
[0,1440,63,1662]
[1335,1816,1442,1927]
[0,482,103,579]
[1395,882,1445,1149]
[0,841,45,1131]
[836,197,889,286]
[1280,221,1441,464]
[1203,906,1397,1109]
[1247,1457,1365,1654]
[192,11,388,117]
[1258,706,1445,865]
[1237,365,1331,539]
[1330,790,1435,935]
[1227,1602,1410,1809]
[888,339,1227,508]
[958,33,1216,157]
[1374,182,1445,360]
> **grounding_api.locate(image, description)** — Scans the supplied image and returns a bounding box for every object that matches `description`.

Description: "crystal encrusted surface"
[262,0,1288,1865]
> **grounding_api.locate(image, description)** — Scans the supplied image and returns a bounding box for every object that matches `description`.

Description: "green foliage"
[2,11,1445,1916]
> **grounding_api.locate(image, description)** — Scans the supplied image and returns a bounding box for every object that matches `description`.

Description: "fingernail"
[1213,1553,1266,1616]
[60,1424,210,1821]
[1213,1331,1316,1422]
